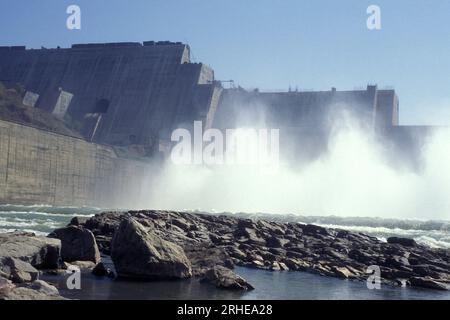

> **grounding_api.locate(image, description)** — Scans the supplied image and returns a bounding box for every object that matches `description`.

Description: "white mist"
[140,118,450,221]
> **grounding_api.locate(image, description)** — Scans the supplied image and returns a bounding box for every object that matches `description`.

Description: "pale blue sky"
[1,0,450,125]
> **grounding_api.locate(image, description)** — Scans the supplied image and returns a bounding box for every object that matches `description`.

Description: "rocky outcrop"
[410,277,450,291]
[0,257,39,283]
[201,266,254,291]
[0,232,61,269]
[0,232,69,300]
[111,218,192,280]
[78,210,450,291]
[0,280,65,300]
[48,226,100,263]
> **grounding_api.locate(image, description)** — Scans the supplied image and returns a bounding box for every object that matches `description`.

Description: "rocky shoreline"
[1,210,450,300]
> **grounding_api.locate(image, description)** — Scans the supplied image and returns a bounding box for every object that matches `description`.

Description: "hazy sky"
[1,0,449,125]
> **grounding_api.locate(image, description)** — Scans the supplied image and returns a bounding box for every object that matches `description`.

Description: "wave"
[214,212,450,232]
[0,204,101,235]
[0,210,95,218]
[315,224,450,248]
[0,204,103,216]
[0,217,61,228]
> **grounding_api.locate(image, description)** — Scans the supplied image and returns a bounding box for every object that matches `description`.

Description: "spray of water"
[139,109,450,221]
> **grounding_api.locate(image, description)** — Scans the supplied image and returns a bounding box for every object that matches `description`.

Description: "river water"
[42,265,450,300]
[2,204,450,300]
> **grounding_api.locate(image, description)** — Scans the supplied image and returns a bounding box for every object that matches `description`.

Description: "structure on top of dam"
[214,85,399,130]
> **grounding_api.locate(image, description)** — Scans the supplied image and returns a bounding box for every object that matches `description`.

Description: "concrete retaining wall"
[0,119,149,208]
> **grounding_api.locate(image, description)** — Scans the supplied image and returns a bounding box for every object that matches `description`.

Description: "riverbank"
[1,209,450,299]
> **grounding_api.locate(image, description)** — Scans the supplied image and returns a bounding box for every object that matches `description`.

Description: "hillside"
[0,82,82,138]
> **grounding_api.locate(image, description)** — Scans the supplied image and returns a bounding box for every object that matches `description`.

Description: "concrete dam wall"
[0,42,221,148]
[0,119,149,207]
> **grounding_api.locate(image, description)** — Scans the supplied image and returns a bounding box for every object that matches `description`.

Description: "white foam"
[0,210,94,218]
[316,223,450,249]
[0,228,48,236]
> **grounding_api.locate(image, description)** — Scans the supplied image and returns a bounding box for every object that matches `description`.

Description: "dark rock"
[84,212,124,236]
[394,279,409,287]
[0,232,61,269]
[227,246,247,260]
[111,218,192,280]
[171,218,191,231]
[78,210,450,292]
[92,262,114,278]
[348,249,374,264]
[94,235,112,255]
[268,248,287,256]
[258,250,278,262]
[336,230,350,238]
[237,219,256,229]
[48,226,101,263]
[184,245,234,276]
[209,233,233,245]
[411,265,435,277]
[384,255,410,269]
[302,224,329,236]
[387,237,417,247]
[234,227,266,246]
[410,277,450,291]
[286,250,306,260]
[256,220,286,236]
[201,266,254,291]
[68,216,89,226]
[265,236,288,248]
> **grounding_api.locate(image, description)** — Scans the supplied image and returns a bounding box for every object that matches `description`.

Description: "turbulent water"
[2,204,450,300]
[1,204,450,249]
[0,204,101,236]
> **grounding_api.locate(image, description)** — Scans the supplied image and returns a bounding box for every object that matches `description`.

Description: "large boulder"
[0,232,61,269]
[201,266,254,291]
[48,226,100,263]
[111,218,192,280]
[0,257,39,283]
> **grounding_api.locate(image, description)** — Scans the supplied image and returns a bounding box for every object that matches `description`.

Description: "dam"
[0,41,435,207]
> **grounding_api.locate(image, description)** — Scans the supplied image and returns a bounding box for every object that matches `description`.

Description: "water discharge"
[144,120,450,221]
